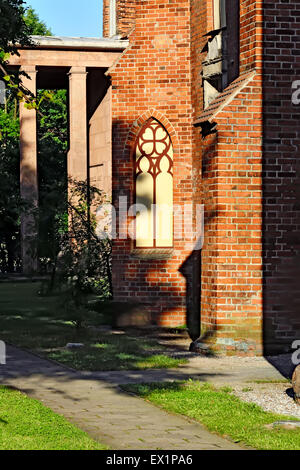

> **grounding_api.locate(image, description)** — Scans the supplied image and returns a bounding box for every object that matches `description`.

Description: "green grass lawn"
[0,282,186,371]
[122,381,300,450]
[0,386,106,450]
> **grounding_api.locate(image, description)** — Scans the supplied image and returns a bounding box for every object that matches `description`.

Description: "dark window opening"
[203,0,240,108]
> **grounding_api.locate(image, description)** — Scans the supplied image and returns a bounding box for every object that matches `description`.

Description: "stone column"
[20,66,38,274]
[68,67,88,183]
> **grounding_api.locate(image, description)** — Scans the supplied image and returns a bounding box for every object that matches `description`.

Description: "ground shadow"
[0,344,231,404]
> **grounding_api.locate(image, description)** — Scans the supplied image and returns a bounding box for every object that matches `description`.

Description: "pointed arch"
[123,109,179,159]
[133,118,174,248]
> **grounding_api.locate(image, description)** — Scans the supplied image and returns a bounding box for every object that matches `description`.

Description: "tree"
[0,5,56,273]
[0,103,23,272]
[0,1,31,271]
[38,89,68,268]
[0,0,31,54]
[23,7,52,36]
[41,180,112,328]
[0,0,35,106]
[0,1,52,109]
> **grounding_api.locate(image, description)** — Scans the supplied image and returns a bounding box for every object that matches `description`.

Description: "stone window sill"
[130,248,174,260]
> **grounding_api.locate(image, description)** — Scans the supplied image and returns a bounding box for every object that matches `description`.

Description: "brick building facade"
[100,0,300,355]
[262,0,300,354]
[104,0,196,330]
[104,0,300,353]
[12,0,299,356]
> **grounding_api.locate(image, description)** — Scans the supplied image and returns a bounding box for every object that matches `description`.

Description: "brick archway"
[123,109,179,159]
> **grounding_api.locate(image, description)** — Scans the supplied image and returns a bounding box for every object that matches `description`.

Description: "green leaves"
[24,101,37,110]
[0,0,32,54]
[0,3,52,108]
[0,2,57,273]
[0,92,23,271]
[23,7,52,36]
[0,51,10,62]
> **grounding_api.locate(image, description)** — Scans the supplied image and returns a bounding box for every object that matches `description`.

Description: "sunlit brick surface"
[105,1,300,354]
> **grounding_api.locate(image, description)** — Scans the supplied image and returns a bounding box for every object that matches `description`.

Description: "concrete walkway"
[0,346,287,450]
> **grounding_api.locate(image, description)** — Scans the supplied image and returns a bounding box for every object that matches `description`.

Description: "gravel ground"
[233,382,300,419]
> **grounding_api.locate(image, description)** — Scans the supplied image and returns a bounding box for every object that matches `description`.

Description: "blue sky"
[24,0,103,37]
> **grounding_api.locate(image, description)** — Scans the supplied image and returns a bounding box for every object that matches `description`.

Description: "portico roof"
[8,35,129,68]
[29,35,129,51]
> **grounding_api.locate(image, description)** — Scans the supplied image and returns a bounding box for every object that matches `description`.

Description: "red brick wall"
[263,0,300,354]
[108,0,193,326]
[190,0,207,119]
[200,74,264,354]
[194,0,264,354]
[190,0,208,339]
[103,0,110,37]
[117,0,136,37]
[103,0,136,38]
[105,0,299,355]
[240,0,263,73]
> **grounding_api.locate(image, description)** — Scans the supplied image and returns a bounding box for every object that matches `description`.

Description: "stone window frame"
[133,118,174,251]
[213,0,226,30]
[203,0,240,108]
[109,0,117,37]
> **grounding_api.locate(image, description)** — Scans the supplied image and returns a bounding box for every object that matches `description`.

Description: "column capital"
[68,66,87,76]
[20,65,37,75]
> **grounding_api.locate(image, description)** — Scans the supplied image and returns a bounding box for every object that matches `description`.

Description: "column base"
[190,336,263,356]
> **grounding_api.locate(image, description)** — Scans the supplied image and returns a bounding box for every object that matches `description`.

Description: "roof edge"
[19,35,129,51]
[194,70,257,126]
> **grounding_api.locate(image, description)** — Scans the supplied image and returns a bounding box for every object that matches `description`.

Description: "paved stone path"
[0,346,287,450]
[80,354,286,385]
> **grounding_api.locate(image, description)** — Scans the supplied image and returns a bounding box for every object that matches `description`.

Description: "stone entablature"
[9,36,127,274]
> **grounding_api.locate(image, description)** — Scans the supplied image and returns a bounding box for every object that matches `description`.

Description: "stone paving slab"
[0,346,244,450]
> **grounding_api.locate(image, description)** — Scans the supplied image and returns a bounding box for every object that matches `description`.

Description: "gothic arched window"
[134,119,174,248]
